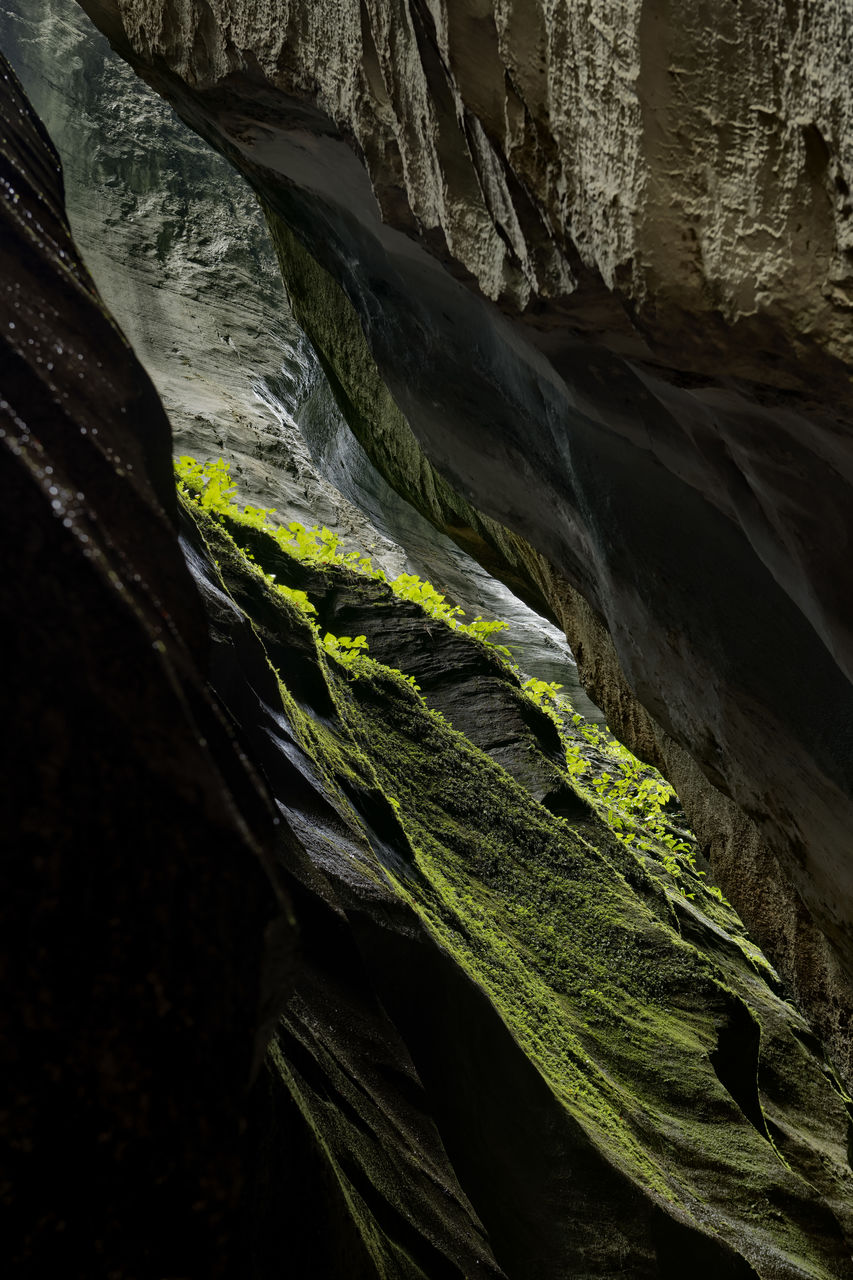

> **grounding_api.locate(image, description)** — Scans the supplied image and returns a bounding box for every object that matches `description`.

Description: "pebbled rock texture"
[75,0,853,1076]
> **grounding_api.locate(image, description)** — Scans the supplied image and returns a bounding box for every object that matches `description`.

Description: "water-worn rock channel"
[3,2,853,1276]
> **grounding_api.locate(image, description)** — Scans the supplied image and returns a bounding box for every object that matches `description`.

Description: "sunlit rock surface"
[1,0,595,712]
[74,0,853,1076]
[0,0,390,532]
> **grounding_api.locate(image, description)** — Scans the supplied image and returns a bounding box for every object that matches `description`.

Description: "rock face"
[74,0,853,1078]
[0,0,396,535]
[0,53,292,1275]
[4,51,853,1277]
[1,0,594,711]
[175,456,853,1279]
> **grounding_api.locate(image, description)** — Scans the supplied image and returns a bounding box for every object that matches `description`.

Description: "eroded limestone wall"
[75,0,853,1073]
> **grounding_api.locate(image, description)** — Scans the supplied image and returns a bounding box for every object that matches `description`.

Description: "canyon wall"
[1,0,591,703]
[0,52,293,1273]
[74,0,853,1074]
[4,19,853,1275]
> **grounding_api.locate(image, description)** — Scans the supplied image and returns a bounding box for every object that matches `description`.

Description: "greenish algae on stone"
[265,208,853,1093]
[183,488,853,1278]
[266,213,559,621]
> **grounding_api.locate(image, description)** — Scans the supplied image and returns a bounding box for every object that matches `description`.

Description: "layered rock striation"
[1,0,593,707]
[74,0,853,1076]
[4,49,853,1276]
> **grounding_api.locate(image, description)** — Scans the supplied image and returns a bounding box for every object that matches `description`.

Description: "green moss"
[179,471,852,1275]
[267,1041,431,1280]
[341,683,706,1182]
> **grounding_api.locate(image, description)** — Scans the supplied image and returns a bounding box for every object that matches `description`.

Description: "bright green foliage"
[264,583,316,615]
[279,586,317,616]
[467,616,510,645]
[319,632,421,694]
[559,714,713,897]
[521,677,564,722]
[174,455,515,656]
[322,632,369,669]
[386,576,511,656]
[176,455,382,573]
[174,455,232,507]
[386,574,514,656]
[393,669,422,693]
[280,523,384,577]
[503,680,711,894]
[174,454,728,902]
[389,573,464,627]
[176,459,434,702]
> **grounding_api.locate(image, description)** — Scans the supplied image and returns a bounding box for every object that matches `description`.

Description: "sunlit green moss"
[180,482,852,1273]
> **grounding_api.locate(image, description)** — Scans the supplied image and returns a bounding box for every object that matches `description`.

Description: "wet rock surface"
[1,0,594,710]
[72,0,853,1076]
[176,479,853,1279]
[2,54,852,1274]
[0,52,292,1275]
[4,10,853,1278]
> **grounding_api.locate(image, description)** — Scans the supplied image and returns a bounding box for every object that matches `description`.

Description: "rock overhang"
[73,0,853,1063]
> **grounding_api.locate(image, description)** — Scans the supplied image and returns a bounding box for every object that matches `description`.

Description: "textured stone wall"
[5,26,853,1273]
[3,0,591,697]
[75,0,853,1073]
[79,0,853,369]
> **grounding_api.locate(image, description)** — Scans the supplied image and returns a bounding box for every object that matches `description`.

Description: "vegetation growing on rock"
[177,455,721,906]
[177,454,853,1278]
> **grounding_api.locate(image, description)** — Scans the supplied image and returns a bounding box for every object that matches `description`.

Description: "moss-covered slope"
[182,483,853,1279]
[265,212,853,1092]
[75,0,853,1101]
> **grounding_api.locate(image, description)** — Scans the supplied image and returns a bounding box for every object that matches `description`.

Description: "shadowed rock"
[177,487,853,1278]
[73,0,853,1079]
[0,52,293,1275]
[5,14,853,1279]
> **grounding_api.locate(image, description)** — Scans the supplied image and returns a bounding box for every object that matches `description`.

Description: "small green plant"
[552,706,707,894]
[322,632,369,670]
[175,455,714,901]
[522,678,565,722]
[389,573,464,628]
[393,669,422,693]
[468,615,511,644]
[278,585,317,616]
